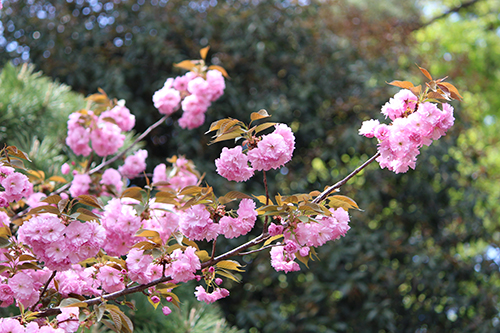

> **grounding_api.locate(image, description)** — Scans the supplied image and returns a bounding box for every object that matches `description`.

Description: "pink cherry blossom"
[215,146,254,182]
[118,149,148,179]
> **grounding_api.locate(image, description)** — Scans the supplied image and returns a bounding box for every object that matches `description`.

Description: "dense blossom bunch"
[359,89,455,173]
[0,165,32,207]
[153,69,225,129]
[18,216,105,271]
[215,123,295,182]
[65,105,135,157]
[0,55,460,332]
[152,156,199,190]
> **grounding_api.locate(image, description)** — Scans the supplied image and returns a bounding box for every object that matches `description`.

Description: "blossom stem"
[32,270,57,311]
[312,151,380,204]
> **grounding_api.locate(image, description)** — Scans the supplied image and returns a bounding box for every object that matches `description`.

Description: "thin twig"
[31,270,57,311]
[312,152,380,204]
[239,244,278,256]
[54,115,169,195]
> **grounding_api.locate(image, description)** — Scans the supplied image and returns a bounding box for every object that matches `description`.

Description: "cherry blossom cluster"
[65,104,135,157]
[268,207,351,273]
[152,156,199,191]
[359,89,455,173]
[153,69,225,129]
[0,164,32,207]
[215,123,295,182]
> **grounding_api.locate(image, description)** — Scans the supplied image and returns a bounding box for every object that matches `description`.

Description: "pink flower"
[118,149,148,179]
[270,246,300,273]
[187,77,211,101]
[153,87,181,116]
[215,146,254,182]
[100,168,123,194]
[61,163,70,175]
[101,105,136,131]
[178,110,206,130]
[1,172,30,202]
[179,205,219,241]
[97,266,124,293]
[205,70,225,102]
[162,306,172,316]
[90,121,125,157]
[194,285,230,304]
[0,283,14,308]
[359,119,380,138]
[151,295,160,304]
[181,94,210,114]
[168,246,201,283]
[0,318,24,333]
[69,173,92,197]
[66,126,92,156]
[248,124,295,171]
[56,307,80,333]
[152,163,168,184]
[219,199,257,239]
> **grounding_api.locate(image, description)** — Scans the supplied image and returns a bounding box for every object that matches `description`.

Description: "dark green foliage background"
[1,0,499,332]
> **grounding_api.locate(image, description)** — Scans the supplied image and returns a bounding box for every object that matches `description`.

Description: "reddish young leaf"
[386,80,414,89]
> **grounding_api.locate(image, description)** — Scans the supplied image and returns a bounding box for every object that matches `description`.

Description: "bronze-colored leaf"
[0,227,12,237]
[200,46,210,60]
[295,250,310,268]
[263,234,283,246]
[216,269,241,283]
[222,191,254,201]
[438,82,463,101]
[135,229,160,238]
[28,205,60,216]
[77,195,104,209]
[253,122,277,135]
[179,186,203,196]
[328,195,360,211]
[250,109,271,121]
[386,80,414,89]
[216,260,245,272]
[58,198,69,213]
[6,146,31,162]
[209,129,245,144]
[409,85,422,97]
[76,208,99,220]
[207,65,230,78]
[18,254,36,262]
[0,237,11,248]
[42,195,61,204]
[173,60,196,71]
[120,187,144,202]
[196,250,210,262]
[418,65,433,80]
[205,118,235,134]
[48,176,67,183]
[182,237,200,251]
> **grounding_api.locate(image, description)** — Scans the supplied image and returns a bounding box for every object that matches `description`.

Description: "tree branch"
[312,152,380,204]
[415,0,482,30]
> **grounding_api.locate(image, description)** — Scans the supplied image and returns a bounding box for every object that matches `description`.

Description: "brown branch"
[312,152,380,204]
[416,0,482,30]
[21,232,270,320]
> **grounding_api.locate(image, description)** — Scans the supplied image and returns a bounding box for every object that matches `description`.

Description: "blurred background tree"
[1,0,499,332]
